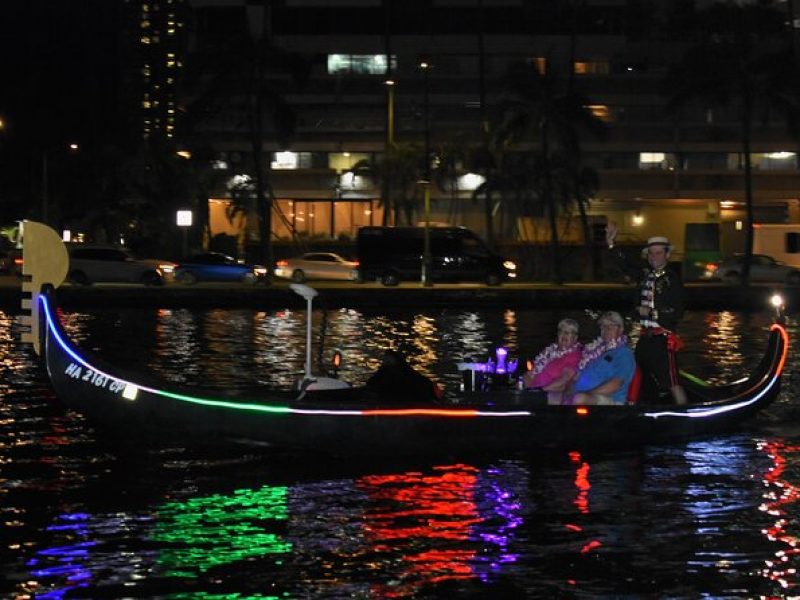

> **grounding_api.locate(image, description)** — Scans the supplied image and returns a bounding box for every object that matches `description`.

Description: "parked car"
[703,253,800,285]
[174,252,267,284]
[67,245,175,286]
[356,226,516,286]
[274,252,360,283]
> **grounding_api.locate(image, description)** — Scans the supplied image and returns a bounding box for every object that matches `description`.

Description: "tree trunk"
[250,2,272,276]
[542,126,562,283]
[575,186,597,281]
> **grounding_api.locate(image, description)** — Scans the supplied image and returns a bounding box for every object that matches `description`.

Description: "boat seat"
[627,366,643,404]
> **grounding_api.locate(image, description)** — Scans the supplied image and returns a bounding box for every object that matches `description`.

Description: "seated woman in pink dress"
[523,318,582,404]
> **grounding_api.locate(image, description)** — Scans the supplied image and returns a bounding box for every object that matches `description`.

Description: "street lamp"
[385,78,395,146]
[177,209,193,257]
[419,58,433,287]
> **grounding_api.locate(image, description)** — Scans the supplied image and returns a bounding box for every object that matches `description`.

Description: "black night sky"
[0,1,129,196]
[0,0,134,225]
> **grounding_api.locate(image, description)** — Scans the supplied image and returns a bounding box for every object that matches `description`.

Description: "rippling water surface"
[2,304,800,598]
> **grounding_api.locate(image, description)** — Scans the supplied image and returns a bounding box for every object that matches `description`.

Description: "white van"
[752,224,800,269]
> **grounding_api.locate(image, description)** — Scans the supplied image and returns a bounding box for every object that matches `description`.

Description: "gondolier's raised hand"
[605,222,618,249]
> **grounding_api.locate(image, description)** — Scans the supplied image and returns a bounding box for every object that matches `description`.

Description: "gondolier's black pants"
[635,334,678,402]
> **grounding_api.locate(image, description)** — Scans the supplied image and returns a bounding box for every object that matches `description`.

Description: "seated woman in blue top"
[569,311,636,406]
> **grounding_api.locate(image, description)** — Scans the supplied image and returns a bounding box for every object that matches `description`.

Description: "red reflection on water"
[580,539,603,554]
[357,464,480,597]
[570,451,591,515]
[39,420,72,448]
[759,440,800,591]
[566,451,602,562]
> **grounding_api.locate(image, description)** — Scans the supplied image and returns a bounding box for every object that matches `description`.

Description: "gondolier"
[606,223,687,404]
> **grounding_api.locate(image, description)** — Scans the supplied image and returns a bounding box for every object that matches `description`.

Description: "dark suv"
[67,245,169,285]
[356,226,516,286]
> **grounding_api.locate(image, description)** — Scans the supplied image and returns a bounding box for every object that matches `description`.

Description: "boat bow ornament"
[20,220,69,355]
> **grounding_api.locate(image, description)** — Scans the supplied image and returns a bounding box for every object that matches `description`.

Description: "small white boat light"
[770,292,785,322]
[122,383,139,401]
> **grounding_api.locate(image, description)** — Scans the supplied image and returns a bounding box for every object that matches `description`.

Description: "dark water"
[3,305,800,598]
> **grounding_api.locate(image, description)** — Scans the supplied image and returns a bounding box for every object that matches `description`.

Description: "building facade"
[180,0,800,265]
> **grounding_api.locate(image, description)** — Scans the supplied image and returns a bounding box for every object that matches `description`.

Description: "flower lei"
[532,342,582,375]
[578,335,629,370]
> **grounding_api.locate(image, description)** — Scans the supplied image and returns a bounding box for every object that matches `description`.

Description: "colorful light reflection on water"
[758,439,800,590]
[19,462,526,599]
[4,305,800,598]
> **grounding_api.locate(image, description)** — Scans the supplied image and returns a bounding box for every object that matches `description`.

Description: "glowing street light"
[177,209,193,257]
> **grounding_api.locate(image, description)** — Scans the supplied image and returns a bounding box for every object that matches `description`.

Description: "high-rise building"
[133,0,189,140]
[181,0,800,267]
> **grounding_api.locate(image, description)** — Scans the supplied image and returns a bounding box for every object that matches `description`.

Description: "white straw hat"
[644,236,672,252]
[642,235,672,256]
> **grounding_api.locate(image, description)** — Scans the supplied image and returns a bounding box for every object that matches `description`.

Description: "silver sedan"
[704,254,800,285]
[274,252,360,283]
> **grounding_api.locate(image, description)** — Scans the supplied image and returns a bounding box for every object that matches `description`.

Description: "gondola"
[21,221,790,455]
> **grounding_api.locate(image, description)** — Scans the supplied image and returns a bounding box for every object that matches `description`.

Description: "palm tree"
[466,136,503,245]
[350,142,423,226]
[494,61,606,282]
[433,139,470,223]
[181,1,309,271]
[665,2,800,286]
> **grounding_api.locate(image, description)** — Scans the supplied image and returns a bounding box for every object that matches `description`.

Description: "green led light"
[158,390,293,414]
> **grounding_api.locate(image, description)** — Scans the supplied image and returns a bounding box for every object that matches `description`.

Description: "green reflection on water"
[166,594,287,599]
[151,485,292,577]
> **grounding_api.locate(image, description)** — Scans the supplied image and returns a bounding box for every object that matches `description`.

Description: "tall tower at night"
[133,0,189,141]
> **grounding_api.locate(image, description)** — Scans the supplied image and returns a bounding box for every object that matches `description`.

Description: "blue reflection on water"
[4,305,800,598]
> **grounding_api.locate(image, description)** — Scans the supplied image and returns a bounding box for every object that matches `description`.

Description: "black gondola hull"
[40,287,788,454]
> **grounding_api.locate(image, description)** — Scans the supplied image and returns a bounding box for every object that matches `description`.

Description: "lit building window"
[272,151,299,169]
[640,152,665,163]
[752,152,797,170]
[339,171,365,189]
[327,54,397,75]
[329,152,369,172]
[271,152,312,169]
[574,60,610,75]
[527,57,547,74]
[638,152,676,170]
[587,104,612,122]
